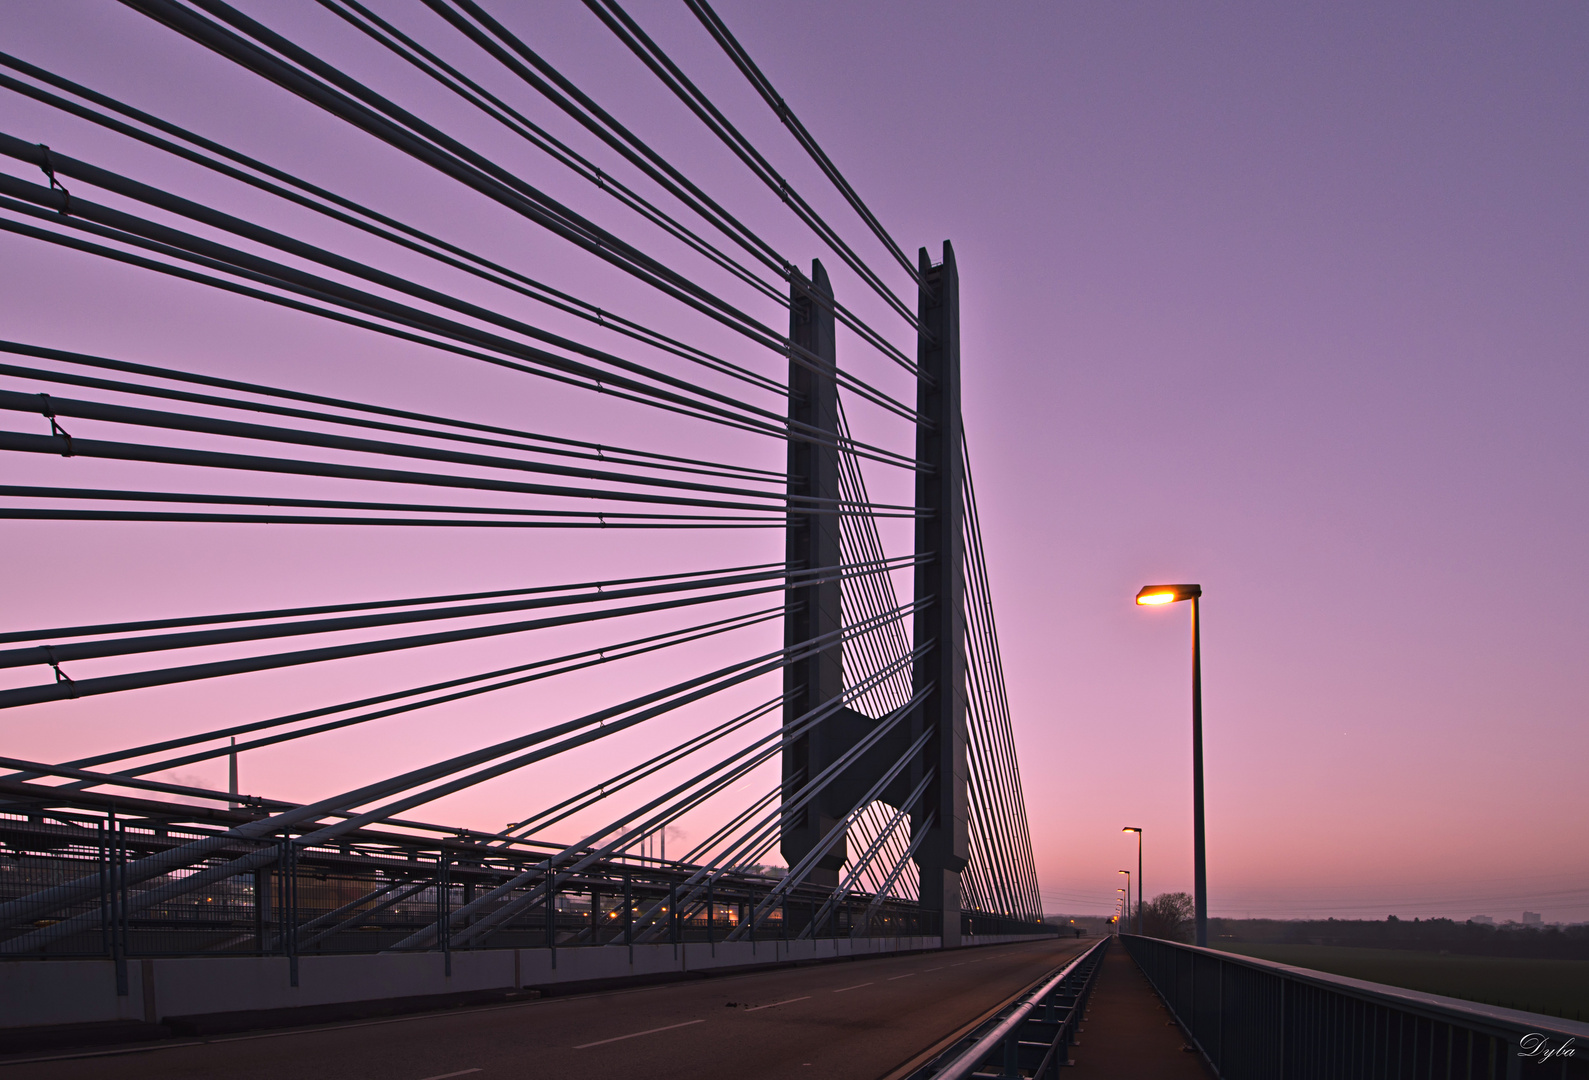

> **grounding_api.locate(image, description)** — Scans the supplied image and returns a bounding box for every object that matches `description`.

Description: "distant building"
[1469,915,1495,926]
[1522,911,1543,926]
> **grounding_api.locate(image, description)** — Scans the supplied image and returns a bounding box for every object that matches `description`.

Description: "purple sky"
[1,1,1585,922]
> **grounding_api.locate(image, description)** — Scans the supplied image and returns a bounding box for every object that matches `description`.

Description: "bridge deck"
[1069,943,1213,1077]
[0,939,1085,1079]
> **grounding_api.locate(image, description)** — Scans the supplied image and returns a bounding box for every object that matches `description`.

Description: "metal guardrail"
[907,936,1109,1079]
[1121,934,1589,1079]
[0,800,940,965]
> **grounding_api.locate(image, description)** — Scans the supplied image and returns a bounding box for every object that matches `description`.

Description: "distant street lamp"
[1118,870,1131,934]
[1135,583,1208,947]
[1123,827,1143,935]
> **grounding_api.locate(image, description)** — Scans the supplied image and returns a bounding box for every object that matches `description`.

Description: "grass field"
[1215,944,1589,1022]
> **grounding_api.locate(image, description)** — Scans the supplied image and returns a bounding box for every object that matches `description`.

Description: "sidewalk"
[1068,943,1213,1078]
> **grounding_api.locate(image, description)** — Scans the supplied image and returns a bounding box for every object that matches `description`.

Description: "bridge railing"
[1120,934,1589,1079]
[0,797,938,965]
[907,936,1109,1079]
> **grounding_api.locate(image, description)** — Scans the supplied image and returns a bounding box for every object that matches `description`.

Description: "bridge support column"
[911,242,969,947]
[781,259,845,895]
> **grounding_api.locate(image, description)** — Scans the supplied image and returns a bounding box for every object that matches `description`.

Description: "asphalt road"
[1,937,1088,1080]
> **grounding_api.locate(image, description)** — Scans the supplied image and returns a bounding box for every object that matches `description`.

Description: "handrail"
[911,935,1110,1079]
[1120,934,1589,1078]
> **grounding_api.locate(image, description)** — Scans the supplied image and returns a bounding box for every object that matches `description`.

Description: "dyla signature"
[1519,1033,1577,1063]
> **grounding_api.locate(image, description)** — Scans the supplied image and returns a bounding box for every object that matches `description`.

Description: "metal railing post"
[1271,978,1283,1080]
[253,864,267,955]
[98,815,109,959]
[110,809,128,996]
[623,869,632,948]
[285,839,299,988]
[547,876,558,968]
[436,853,450,977]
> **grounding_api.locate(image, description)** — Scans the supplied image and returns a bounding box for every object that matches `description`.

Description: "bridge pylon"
[779,246,969,946]
[781,258,848,893]
[910,242,969,946]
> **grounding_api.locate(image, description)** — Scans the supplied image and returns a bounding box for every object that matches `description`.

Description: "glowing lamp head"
[1122,826,1141,834]
[1136,584,1202,606]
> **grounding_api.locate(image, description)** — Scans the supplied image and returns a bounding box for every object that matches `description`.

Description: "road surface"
[1,938,1087,1080]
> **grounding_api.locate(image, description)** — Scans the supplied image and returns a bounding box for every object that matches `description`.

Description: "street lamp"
[1122,827,1143,935]
[1118,870,1131,934]
[1135,583,1207,947]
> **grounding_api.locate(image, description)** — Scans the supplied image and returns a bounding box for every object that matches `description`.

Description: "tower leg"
[911,243,969,947]
[781,260,845,892]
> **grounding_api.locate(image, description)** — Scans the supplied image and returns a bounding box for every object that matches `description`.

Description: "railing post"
[547,876,557,969]
[1215,956,1224,1069]
[1278,977,1286,1079]
[98,815,110,960]
[110,809,128,996]
[623,869,632,948]
[275,838,299,988]
[436,853,451,977]
[253,863,267,955]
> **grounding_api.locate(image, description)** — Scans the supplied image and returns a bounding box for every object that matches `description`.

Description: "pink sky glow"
[1,1,1585,923]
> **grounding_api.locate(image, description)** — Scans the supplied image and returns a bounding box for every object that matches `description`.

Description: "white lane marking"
[924,967,944,971]
[887,973,916,980]
[832,982,873,993]
[208,998,547,1044]
[418,1071,483,1080]
[0,1043,207,1067]
[574,1019,705,1049]
[744,996,812,1012]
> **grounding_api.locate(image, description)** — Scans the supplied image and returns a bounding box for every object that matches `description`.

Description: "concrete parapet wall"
[0,933,1052,1031]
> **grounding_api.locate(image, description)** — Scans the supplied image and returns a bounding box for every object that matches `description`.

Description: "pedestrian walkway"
[1068,942,1213,1077]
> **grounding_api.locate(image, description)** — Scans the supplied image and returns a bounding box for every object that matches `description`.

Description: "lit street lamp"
[1118,870,1131,934]
[1122,827,1143,935]
[1135,583,1207,947]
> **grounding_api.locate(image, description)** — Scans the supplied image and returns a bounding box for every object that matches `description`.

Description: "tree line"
[1124,894,1589,961]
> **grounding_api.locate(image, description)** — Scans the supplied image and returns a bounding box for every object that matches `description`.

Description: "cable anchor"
[36,145,71,216]
[38,394,74,456]
[41,645,78,697]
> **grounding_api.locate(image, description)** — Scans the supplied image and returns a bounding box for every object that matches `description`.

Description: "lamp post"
[1117,888,1126,935]
[1118,870,1131,935]
[1135,583,1207,947]
[1122,827,1143,935]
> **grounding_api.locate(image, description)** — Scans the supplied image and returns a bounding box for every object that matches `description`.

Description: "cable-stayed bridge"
[0,0,1047,1028]
[6,10,1587,1078]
